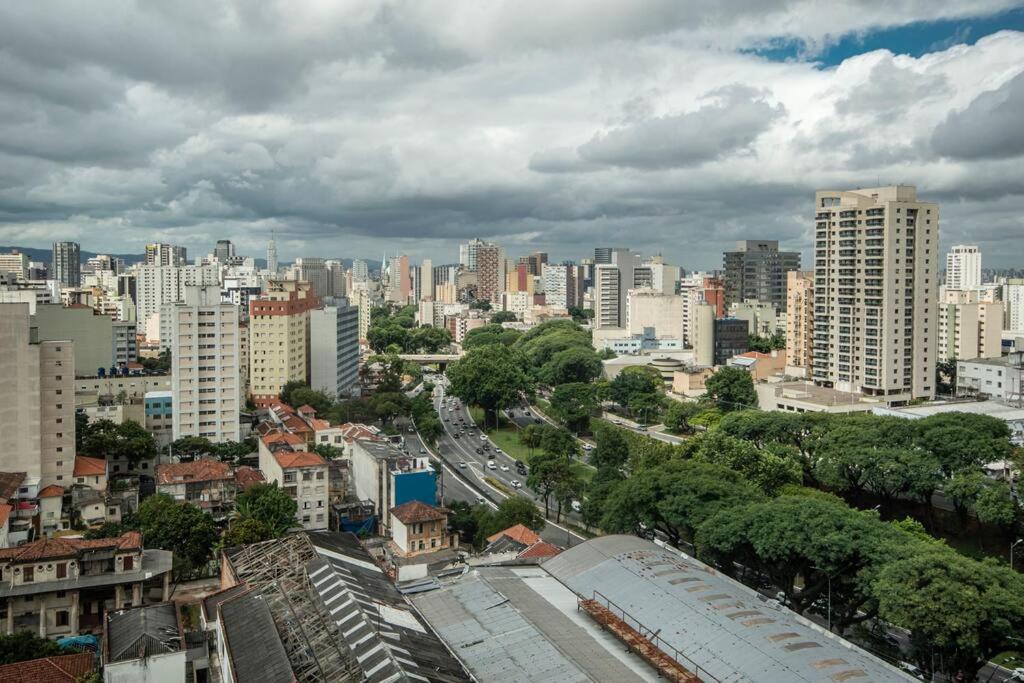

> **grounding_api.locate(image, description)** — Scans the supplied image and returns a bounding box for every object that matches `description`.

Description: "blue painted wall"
[393,469,437,507]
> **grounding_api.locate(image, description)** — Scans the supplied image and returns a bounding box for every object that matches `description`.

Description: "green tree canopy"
[490,310,518,324]
[589,423,630,470]
[691,431,801,494]
[548,382,597,434]
[540,346,603,385]
[608,366,660,407]
[221,517,274,548]
[234,483,299,537]
[447,344,530,428]
[702,366,758,410]
[80,419,158,463]
[0,631,64,665]
[663,401,701,435]
[136,493,219,578]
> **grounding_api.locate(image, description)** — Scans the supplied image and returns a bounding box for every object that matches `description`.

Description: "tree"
[446,500,481,545]
[590,423,629,470]
[568,306,594,323]
[278,380,309,406]
[915,412,1012,477]
[327,398,377,424]
[691,431,800,494]
[974,479,1017,529]
[368,353,406,392]
[80,419,158,463]
[540,346,602,385]
[469,299,492,311]
[367,323,410,353]
[608,366,660,408]
[488,496,546,535]
[548,382,597,434]
[171,436,215,459]
[663,401,701,435]
[628,392,665,424]
[447,344,530,429]
[289,387,334,415]
[526,451,573,518]
[935,358,957,396]
[461,324,506,350]
[873,546,1024,679]
[222,517,274,547]
[490,310,518,324]
[371,391,410,425]
[518,424,545,456]
[702,366,757,410]
[540,427,579,459]
[234,483,299,537]
[0,631,64,664]
[136,494,218,578]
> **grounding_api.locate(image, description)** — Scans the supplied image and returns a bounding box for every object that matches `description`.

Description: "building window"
[123,556,133,571]
[56,611,69,627]
[56,563,67,579]
[23,567,33,582]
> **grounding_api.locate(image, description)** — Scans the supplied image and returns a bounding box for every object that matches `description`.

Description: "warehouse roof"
[543,535,911,683]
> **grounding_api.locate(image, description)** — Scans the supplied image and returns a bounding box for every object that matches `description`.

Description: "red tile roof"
[261,431,306,448]
[297,404,316,415]
[0,504,12,527]
[0,471,26,501]
[339,423,381,441]
[37,485,64,498]
[273,451,326,468]
[233,466,266,490]
[73,455,107,477]
[310,418,332,431]
[283,415,313,433]
[157,459,232,485]
[0,653,96,683]
[486,524,541,546]
[390,500,447,525]
[0,531,141,562]
[518,541,562,559]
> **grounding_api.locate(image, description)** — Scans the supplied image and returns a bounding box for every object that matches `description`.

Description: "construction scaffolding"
[226,534,362,682]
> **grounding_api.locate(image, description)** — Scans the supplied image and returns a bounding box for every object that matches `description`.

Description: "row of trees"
[76,417,159,463]
[582,421,1024,679]
[447,497,546,548]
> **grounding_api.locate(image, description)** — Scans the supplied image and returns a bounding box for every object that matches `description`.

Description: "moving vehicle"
[419,448,427,454]
[475,448,483,455]
[583,444,593,451]
[458,461,467,468]
[487,461,497,470]
[480,434,487,441]
[510,480,522,489]
[500,464,509,472]
[571,500,582,512]
[407,426,415,434]
[475,496,486,505]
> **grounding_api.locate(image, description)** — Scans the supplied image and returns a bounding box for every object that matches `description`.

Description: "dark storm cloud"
[931,70,1024,160]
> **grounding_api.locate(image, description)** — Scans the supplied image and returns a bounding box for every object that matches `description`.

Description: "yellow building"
[248,280,318,406]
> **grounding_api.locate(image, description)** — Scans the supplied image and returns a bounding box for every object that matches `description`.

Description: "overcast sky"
[1,1,1023,269]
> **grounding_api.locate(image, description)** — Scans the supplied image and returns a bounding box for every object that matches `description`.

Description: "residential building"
[309,299,359,399]
[523,251,547,276]
[350,259,368,282]
[504,262,532,294]
[156,459,258,519]
[0,531,172,637]
[475,244,505,303]
[728,300,779,337]
[702,276,726,318]
[0,303,75,488]
[729,350,787,381]
[812,185,939,401]
[500,291,530,319]
[385,254,411,303]
[945,244,981,290]
[459,238,486,271]
[714,317,750,365]
[266,233,278,275]
[1005,279,1024,333]
[723,240,800,311]
[144,243,187,267]
[542,263,583,310]
[0,653,96,682]
[258,442,328,530]
[786,270,815,373]
[350,439,436,534]
[0,252,29,280]
[32,304,130,375]
[169,286,241,443]
[938,292,1002,361]
[103,602,186,683]
[956,354,1024,402]
[594,264,622,328]
[349,283,372,345]
[248,280,319,406]
[52,242,81,288]
[136,264,220,334]
[388,501,456,557]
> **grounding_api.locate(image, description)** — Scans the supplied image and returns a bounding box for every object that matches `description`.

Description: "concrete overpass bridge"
[397,353,462,371]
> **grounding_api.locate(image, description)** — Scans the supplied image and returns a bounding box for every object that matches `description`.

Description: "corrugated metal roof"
[106,603,181,663]
[219,590,294,683]
[543,535,913,683]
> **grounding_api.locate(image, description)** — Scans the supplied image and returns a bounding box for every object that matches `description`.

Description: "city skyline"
[0,4,1022,268]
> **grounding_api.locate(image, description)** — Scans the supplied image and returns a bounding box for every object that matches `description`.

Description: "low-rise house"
[350,439,437,534]
[0,531,172,637]
[103,602,186,683]
[0,652,96,682]
[728,350,787,382]
[476,524,562,564]
[37,485,66,536]
[73,455,107,490]
[258,450,328,530]
[389,501,455,557]
[157,459,236,518]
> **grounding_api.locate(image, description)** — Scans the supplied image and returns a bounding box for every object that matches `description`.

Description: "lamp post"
[1012,538,1023,571]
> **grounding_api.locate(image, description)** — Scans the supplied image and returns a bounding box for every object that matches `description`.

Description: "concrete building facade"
[248,280,319,406]
[812,185,939,401]
[786,271,815,372]
[723,240,800,311]
[52,242,81,288]
[475,245,505,304]
[945,245,981,290]
[309,300,360,399]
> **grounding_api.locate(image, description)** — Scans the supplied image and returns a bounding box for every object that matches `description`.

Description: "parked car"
[475,496,486,505]
[571,500,582,512]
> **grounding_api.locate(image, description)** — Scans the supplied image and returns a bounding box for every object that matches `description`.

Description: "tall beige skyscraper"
[812,185,938,401]
[475,245,506,304]
[786,271,815,371]
[248,280,319,406]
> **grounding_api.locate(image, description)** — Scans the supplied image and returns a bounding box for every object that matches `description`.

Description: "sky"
[1,1,1023,270]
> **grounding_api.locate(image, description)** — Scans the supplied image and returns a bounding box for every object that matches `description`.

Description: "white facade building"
[945,245,981,290]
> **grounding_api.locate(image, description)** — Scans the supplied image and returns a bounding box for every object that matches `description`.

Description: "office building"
[350,259,368,283]
[812,185,939,401]
[786,271,815,372]
[310,299,360,399]
[945,245,981,290]
[386,255,411,303]
[291,257,333,299]
[626,289,685,340]
[475,244,506,304]
[32,304,136,375]
[266,232,279,275]
[723,240,800,311]
[522,252,548,276]
[144,243,187,267]
[714,317,750,365]
[0,303,76,488]
[249,280,319,406]
[51,241,80,288]
[594,247,613,264]
[136,264,220,331]
[169,286,241,443]
[459,238,486,272]
[0,252,29,280]
[728,300,779,337]
[593,264,622,328]
[213,239,235,263]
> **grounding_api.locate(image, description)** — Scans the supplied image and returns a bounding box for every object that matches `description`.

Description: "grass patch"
[484,476,512,496]
[486,428,532,462]
[992,651,1022,669]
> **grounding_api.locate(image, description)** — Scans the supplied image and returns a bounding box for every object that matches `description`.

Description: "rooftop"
[487,523,541,547]
[219,589,294,683]
[201,583,249,625]
[73,455,107,478]
[0,653,95,683]
[37,484,64,498]
[771,381,881,408]
[156,458,232,485]
[0,471,26,501]
[272,450,325,468]
[543,535,909,683]
[390,500,447,525]
[233,465,265,489]
[106,602,182,663]
[874,400,1024,421]
[0,530,140,562]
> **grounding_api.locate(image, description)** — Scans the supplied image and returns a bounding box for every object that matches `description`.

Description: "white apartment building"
[0,253,29,280]
[1005,279,1024,333]
[594,264,622,328]
[945,245,981,290]
[500,291,531,319]
[257,447,328,530]
[169,286,241,443]
[812,185,939,401]
[0,303,76,489]
[144,243,187,267]
[938,288,1001,361]
[542,264,570,309]
[956,354,1024,402]
[136,264,220,333]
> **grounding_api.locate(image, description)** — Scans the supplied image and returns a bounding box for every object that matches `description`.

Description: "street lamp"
[1012,538,1023,570]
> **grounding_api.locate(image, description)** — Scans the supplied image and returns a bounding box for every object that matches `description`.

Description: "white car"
[500,465,509,472]
[571,500,582,512]
[583,444,593,451]
[480,434,487,441]
[1009,668,1024,682]
[612,419,623,425]
[458,461,467,469]
[510,480,522,489]
[494,448,503,454]
[487,461,497,470]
